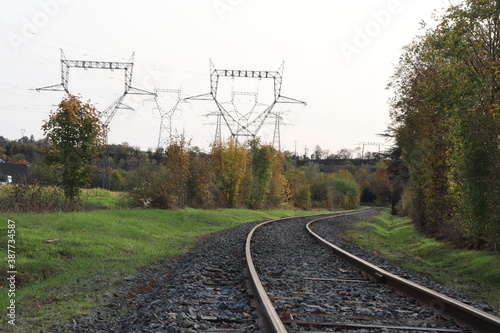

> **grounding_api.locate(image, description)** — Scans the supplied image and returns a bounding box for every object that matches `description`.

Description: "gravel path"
[52,209,497,332]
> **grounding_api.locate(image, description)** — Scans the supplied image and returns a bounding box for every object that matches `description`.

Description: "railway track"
[57,209,499,332]
[247,209,500,333]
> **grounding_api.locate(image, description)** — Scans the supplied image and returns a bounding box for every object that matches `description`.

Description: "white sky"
[1,0,450,156]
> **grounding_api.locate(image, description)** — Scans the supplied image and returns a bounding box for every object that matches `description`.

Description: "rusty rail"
[245,209,371,332]
[307,216,500,333]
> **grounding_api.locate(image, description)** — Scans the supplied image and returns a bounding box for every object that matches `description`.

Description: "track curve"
[307,214,500,333]
[246,208,500,332]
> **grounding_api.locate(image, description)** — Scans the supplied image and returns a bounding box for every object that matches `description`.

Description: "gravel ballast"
[53,209,497,332]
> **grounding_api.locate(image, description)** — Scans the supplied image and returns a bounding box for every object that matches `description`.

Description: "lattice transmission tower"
[271,111,283,151]
[186,59,306,149]
[37,49,155,131]
[37,49,155,188]
[153,88,186,149]
[230,91,260,140]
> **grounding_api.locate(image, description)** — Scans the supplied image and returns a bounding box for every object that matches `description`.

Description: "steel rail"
[245,209,372,332]
[246,218,288,333]
[306,216,500,333]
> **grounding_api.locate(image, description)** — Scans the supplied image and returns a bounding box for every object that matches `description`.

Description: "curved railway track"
[246,208,500,333]
[57,209,499,332]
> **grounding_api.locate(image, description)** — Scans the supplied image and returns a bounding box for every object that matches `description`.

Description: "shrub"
[0,184,74,213]
[326,177,361,209]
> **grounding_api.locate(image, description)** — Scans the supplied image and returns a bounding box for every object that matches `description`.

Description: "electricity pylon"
[37,49,155,131]
[186,59,306,145]
[154,88,185,149]
[271,111,283,151]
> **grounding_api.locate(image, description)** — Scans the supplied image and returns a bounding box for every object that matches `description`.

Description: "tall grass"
[0,184,73,213]
[0,185,128,213]
[81,188,126,210]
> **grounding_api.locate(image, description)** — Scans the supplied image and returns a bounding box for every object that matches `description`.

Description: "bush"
[127,166,181,209]
[294,183,312,210]
[326,177,361,209]
[0,184,75,213]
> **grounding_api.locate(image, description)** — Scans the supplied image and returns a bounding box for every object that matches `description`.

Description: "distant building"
[0,159,29,184]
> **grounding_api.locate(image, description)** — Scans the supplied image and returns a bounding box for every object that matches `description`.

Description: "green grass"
[0,205,329,331]
[81,188,127,210]
[345,209,500,309]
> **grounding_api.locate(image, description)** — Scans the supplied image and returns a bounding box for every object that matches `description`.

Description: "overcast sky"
[1,0,451,156]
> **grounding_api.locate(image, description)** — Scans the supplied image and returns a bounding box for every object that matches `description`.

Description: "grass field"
[0,190,329,331]
[344,209,500,309]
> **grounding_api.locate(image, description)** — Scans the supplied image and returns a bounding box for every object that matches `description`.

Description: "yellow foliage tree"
[211,139,248,208]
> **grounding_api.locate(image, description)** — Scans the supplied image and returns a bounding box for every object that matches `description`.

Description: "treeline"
[388,0,500,249]
[0,135,391,211]
[104,137,390,210]
[0,135,45,163]
[0,136,381,167]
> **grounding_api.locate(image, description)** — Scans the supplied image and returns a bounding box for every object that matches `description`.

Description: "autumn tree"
[164,135,190,207]
[211,139,248,208]
[42,95,104,203]
[388,0,500,248]
[268,147,290,207]
[127,136,190,209]
[435,0,500,248]
[246,140,273,209]
[187,148,215,208]
[284,164,312,210]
